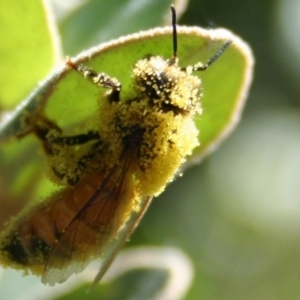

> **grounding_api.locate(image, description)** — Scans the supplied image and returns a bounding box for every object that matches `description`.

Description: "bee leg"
[67,59,121,103]
[21,113,103,185]
[17,114,62,140]
[48,130,102,184]
[49,130,100,146]
[16,115,64,156]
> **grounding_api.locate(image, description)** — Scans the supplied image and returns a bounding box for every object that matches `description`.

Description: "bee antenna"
[181,40,232,72]
[193,40,232,72]
[204,40,232,69]
[171,5,177,59]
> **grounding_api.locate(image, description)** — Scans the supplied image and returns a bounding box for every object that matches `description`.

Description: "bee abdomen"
[1,232,30,265]
[0,222,53,268]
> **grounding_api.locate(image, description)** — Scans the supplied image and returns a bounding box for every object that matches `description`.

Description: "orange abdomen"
[0,170,124,275]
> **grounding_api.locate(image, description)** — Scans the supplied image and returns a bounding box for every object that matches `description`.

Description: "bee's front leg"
[67,59,122,103]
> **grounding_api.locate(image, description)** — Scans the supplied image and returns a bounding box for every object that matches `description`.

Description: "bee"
[0,6,231,286]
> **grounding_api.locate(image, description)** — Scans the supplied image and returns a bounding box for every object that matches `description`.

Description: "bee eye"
[143,72,172,99]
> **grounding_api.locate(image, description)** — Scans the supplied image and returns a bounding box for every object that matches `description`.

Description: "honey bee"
[0,6,231,286]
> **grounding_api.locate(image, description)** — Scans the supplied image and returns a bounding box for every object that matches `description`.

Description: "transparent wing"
[41,149,148,285]
[90,194,153,290]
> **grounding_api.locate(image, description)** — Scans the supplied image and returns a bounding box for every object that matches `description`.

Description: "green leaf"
[0,26,253,160]
[0,25,253,212]
[0,0,61,109]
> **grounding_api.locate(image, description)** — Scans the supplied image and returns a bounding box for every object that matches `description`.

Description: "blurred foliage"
[1,0,300,299]
[0,0,60,109]
[58,0,178,55]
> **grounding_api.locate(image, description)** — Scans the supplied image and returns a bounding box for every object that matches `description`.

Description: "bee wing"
[41,150,150,285]
[41,186,117,285]
[90,194,153,290]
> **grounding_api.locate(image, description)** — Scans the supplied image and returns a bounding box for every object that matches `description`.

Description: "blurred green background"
[1,0,300,299]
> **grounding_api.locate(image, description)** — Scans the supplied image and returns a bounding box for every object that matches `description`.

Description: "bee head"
[133,56,202,115]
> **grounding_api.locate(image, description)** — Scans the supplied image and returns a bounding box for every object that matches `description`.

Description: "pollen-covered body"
[99,56,201,196]
[0,55,202,285]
